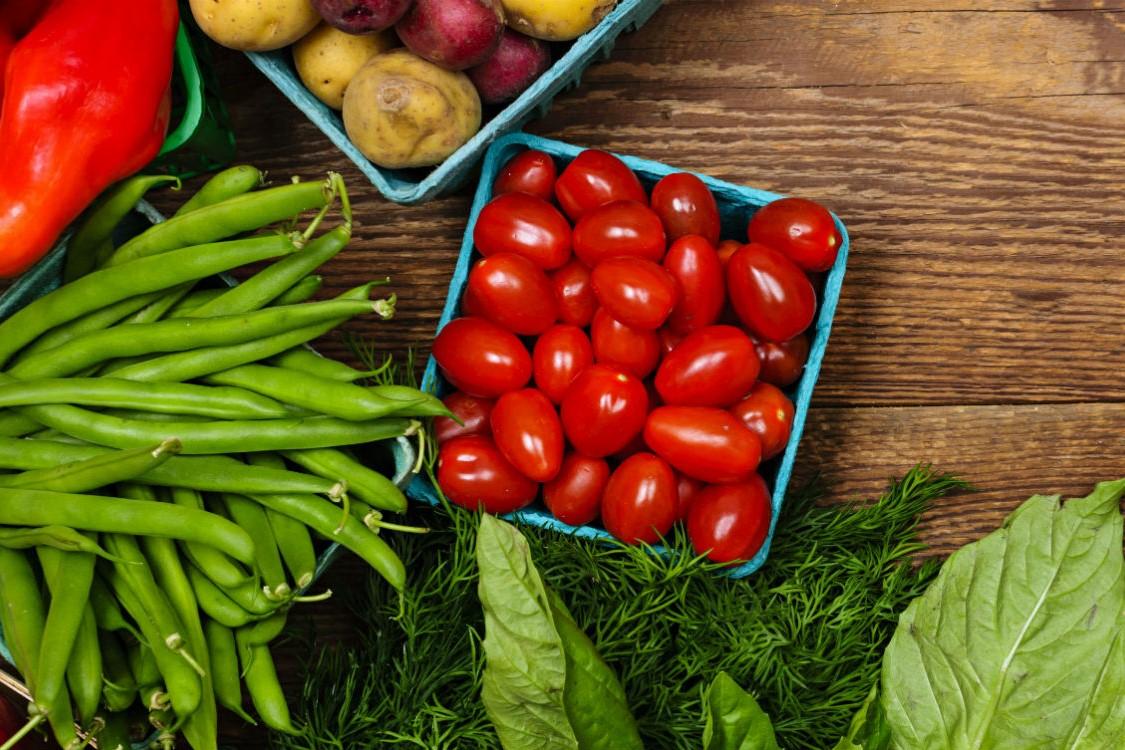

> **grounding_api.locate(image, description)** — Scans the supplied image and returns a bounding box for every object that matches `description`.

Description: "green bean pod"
[235,636,297,734]
[0,234,300,368]
[369,385,451,418]
[283,447,407,513]
[98,629,138,713]
[248,454,318,589]
[204,620,256,724]
[106,177,332,267]
[248,491,406,591]
[65,606,103,725]
[239,611,288,647]
[271,346,377,382]
[0,438,343,497]
[128,641,161,690]
[0,439,179,493]
[165,287,226,318]
[118,282,194,326]
[65,174,181,282]
[0,379,294,420]
[89,576,144,643]
[174,165,263,216]
[185,565,261,629]
[220,494,289,599]
[168,487,254,590]
[35,547,97,713]
[0,488,256,565]
[94,710,133,750]
[0,526,123,562]
[270,275,323,306]
[17,290,167,360]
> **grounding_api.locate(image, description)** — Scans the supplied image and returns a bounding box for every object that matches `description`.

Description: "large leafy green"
[702,672,780,750]
[881,478,1125,749]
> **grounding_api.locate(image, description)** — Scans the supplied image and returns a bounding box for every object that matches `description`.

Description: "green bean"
[271,275,323,306]
[106,283,394,383]
[248,492,405,591]
[271,346,378,382]
[64,606,102,725]
[14,403,419,454]
[118,282,193,326]
[65,175,181,282]
[0,438,344,497]
[213,574,283,617]
[369,385,452,418]
[0,439,179,493]
[239,611,288,647]
[247,454,318,588]
[189,224,351,319]
[165,287,226,318]
[0,379,294,420]
[94,710,133,750]
[204,620,256,724]
[175,165,263,216]
[129,485,219,750]
[236,637,297,734]
[0,488,256,566]
[206,363,428,422]
[128,640,161,690]
[90,577,144,643]
[105,177,332,267]
[283,447,406,513]
[220,494,289,599]
[0,414,47,438]
[0,548,79,747]
[103,556,202,721]
[167,487,253,590]
[16,290,166,360]
[35,547,97,713]
[185,565,260,629]
[97,630,137,713]
[0,526,124,562]
[9,298,376,381]
[0,235,300,368]
[140,682,170,713]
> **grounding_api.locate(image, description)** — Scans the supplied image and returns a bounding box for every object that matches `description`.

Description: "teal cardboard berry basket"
[0,203,416,747]
[246,0,662,204]
[409,132,851,579]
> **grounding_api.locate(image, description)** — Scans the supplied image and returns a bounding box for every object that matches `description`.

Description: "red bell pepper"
[0,0,178,278]
[0,0,47,102]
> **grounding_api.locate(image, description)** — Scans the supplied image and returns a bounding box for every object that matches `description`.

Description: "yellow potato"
[294,25,397,110]
[343,50,481,170]
[189,0,320,52]
[500,0,618,42]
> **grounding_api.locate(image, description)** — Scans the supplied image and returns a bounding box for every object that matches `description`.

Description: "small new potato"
[499,0,618,42]
[343,49,481,169]
[294,25,397,110]
[189,0,320,52]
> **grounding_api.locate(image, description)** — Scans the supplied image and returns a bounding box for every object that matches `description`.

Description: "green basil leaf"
[702,671,779,750]
[832,685,891,750]
[881,478,1125,749]
[547,590,643,750]
[477,514,579,750]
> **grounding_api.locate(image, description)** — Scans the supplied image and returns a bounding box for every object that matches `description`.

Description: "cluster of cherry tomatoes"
[432,146,840,563]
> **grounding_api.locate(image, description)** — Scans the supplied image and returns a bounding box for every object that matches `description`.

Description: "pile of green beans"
[0,168,443,750]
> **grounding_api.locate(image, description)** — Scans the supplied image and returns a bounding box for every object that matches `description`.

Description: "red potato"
[312,0,413,33]
[396,0,503,70]
[468,28,550,104]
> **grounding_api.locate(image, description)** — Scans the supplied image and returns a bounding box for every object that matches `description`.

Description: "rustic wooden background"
[15,0,1123,746]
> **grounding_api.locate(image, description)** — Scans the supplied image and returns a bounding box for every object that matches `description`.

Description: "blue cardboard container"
[246,0,663,204]
[409,132,851,578]
[0,203,418,738]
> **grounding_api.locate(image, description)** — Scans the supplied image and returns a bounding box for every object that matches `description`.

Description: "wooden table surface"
[154,0,1122,745]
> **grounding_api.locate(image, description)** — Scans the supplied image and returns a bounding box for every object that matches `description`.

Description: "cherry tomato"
[490,388,564,482]
[687,476,772,563]
[650,172,720,245]
[473,192,572,270]
[590,308,661,379]
[590,257,678,330]
[643,406,762,483]
[659,326,686,355]
[716,239,742,267]
[572,200,666,268]
[437,435,537,513]
[433,317,531,398]
[554,149,647,222]
[730,382,795,461]
[560,364,648,458]
[754,333,810,387]
[461,281,484,317]
[543,453,610,526]
[434,391,494,444]
[727,242,816,342]
[675,473,704,520]
[533,324,593,404]
[493,148,556,201]
[663,235,725,334]
[466,253,558,335]
[550,259,597,327]
[655,325,759,407]
[601,452,677,545]
[747,197,841,272]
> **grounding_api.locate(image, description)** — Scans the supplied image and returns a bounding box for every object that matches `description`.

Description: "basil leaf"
[547,590,643,750]
[477,514,579,750]
[881,478,1125,749]
[832,685,891,750]
[702,671,779,750]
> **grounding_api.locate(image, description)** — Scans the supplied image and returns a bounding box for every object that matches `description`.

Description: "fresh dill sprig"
[272,466,968,750]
